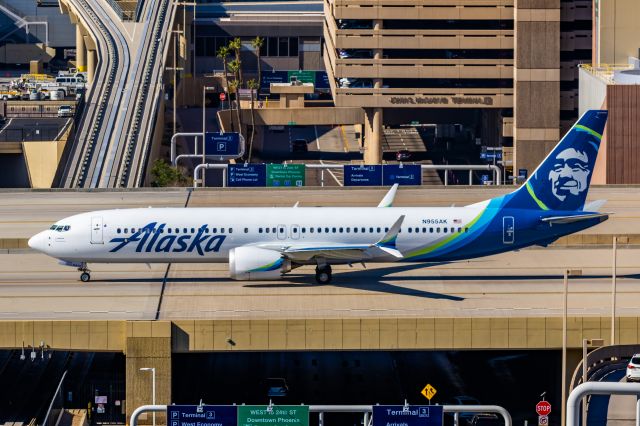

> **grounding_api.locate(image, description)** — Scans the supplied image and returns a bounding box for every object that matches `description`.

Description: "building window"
[289,37,299,56]
[268,37,278,56]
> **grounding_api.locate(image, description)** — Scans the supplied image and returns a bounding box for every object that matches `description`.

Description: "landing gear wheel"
[80,272,91,282]
[315,265,332,284]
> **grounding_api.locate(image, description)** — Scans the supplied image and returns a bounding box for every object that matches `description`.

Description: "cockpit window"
[51,224,71,232]
[56,226,64,231]
[50,225,57,230]
[63,225,70,231]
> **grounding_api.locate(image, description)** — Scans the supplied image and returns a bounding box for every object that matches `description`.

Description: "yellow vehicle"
[0,90,20,100]
[19,74,55,82]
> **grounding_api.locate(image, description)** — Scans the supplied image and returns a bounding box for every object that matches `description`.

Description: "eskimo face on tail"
[548,147,590,202]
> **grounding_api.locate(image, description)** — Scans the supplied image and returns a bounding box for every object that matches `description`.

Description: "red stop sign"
[219,92,226,101]
[536,401,551,416]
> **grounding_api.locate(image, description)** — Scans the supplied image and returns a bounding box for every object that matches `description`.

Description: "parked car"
[626,354,640,381]
[396,149,412,161]
[57,105,73,118]
[338,49,373,59]
[291,139,309,152]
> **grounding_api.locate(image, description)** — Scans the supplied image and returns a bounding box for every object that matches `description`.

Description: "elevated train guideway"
[2,187,640,420]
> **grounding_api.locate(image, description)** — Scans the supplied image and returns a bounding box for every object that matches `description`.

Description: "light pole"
[561,269,581,426]
[140,367,156,426]
[581,338,604,426]
[611,235,617,345]
[201,86,216,187]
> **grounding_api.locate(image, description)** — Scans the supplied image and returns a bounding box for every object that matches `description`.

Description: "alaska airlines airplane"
[29,110,609,284]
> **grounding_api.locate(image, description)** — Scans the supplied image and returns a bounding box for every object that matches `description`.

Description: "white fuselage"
[30,206,485,264]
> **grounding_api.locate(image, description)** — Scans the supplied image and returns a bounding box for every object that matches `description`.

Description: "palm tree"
[227,59,240,133]
[250,36,264,99]
[246,79,259,162]
[229,37,243,85]
[228,79,242,142]
[216,45,230,97]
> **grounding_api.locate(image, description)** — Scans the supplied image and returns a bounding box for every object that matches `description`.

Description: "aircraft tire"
[315,266,332,284]
[80,272,91,282]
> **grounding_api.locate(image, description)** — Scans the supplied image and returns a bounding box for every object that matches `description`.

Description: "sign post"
[536,400,551,426]
[237,405,309,426]
[167,405,237,426]
[421,384,437,403]
[373,405,443,426]
[266,164,305,187]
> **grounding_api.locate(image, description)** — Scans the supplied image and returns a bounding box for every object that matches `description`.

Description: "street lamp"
[581,338,604,426]
[140,367,156,426]
[201,85,216,187]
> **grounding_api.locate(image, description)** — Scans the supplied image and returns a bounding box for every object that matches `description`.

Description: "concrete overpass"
[1,186,640,420]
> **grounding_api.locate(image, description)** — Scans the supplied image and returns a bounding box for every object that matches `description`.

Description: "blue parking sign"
[373,405,443,426]
[167,405,237,426]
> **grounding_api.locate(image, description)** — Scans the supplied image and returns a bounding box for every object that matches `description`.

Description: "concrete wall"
[597,0,640,65]
[2,0,75,47]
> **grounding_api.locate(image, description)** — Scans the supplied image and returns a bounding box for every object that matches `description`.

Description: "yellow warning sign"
[421,384,437,402]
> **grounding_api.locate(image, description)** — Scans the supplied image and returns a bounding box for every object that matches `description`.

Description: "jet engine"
[229,246,292,280]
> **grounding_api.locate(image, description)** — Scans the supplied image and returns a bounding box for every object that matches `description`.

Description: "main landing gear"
[78,263,91,282]
[315,265,332,284]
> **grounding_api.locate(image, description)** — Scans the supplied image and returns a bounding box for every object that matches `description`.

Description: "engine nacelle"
[229,246,291,280]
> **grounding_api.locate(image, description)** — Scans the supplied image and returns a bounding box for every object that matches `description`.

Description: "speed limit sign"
[538,415,549,426]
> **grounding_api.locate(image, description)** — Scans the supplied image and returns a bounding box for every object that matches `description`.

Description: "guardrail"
[192,163,502,188]
[570,344,640,391]
[41,370,67,426]
[131,404,512,426]
[567,382,640,426]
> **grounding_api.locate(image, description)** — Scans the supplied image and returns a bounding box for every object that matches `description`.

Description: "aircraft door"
[91,216,104,244]
[502,216,514,244]
[277,224,286,240]
[291,225,300,240]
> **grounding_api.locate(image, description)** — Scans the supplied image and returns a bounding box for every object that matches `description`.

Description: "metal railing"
[131,404,511,426]
[567,382,640,426]
[42,370,67,426]
[192,163,502,188]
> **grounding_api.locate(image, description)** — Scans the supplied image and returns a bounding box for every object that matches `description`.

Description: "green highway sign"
[266,164,305,187]
[237,405,309,426]
[288,70,315,84]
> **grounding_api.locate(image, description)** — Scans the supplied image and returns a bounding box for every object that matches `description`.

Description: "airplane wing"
[377,184,399,207]
[541,213,609,225]
[256,215,405,262]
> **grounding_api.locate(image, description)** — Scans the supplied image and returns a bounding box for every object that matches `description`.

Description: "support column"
[513,0,561,176]
[373,19,383,90]
[87,49,96,84]
[126,321,172,425]
[364,107,382,164]
[76,25,86,72]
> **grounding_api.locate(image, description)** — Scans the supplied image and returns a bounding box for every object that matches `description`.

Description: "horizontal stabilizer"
[541,213,608,225]
[583,199,606,212]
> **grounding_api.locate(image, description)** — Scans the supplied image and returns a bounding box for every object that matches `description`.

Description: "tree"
[227,60,242,136]
[228,80,243,143]
[250,36,264,99]
[216,45,231,97]
[246,79,259,162]
[229,37,243,85]
[150,159,189,187]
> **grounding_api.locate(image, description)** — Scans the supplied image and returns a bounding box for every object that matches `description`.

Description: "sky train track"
[61,0,174,189]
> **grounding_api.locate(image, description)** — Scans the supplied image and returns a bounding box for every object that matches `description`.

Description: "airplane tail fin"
[506,110,608,211]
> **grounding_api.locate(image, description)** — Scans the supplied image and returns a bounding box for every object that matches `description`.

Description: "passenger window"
[244,228,249,233]
[183,228,187,233]
[361,227,366,233]
[457,227,462,233]
[221,228,225,233]
[465,227,469,233]
[370,227,374,233]
[302,228,306,233]
[450,227,454,233]
[117,228,121,234]
[310,228,314,233]
[272,227,276,233]
[325,227,329,233]
[408,228,412,233]
[376,227,381,233]
[436,227,440,233]
[132,228,136,233]
[124,228,128,233]
[265,228,270,233]
[191,228,195,233]
[385,227,389,232]
[279,227,284,233]
[429,227,434,233]
[339,227,343,233]
[259,228,263,233]
[332,227,336,233]
[229,228,233,233]
[422,227,427,233]
[354,228,358,233]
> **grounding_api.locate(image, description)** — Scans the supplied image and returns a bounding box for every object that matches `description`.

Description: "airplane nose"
[28,232,47,252]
